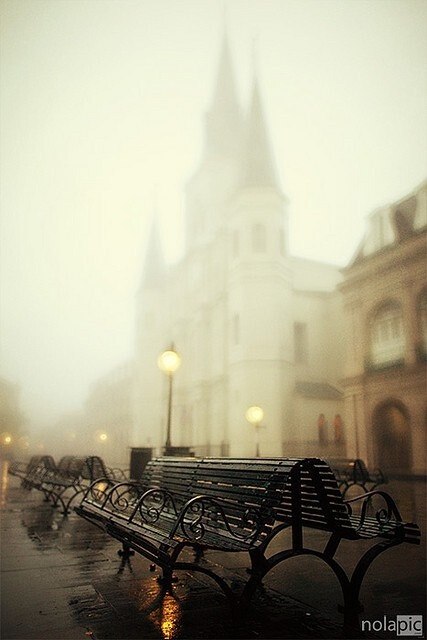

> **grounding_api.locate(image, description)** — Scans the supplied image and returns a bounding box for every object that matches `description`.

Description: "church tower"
[226,73,293,456]
[132,31,343,458]
[185,31,244,252]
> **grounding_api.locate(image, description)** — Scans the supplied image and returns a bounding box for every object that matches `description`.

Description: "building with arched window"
[340,179,427,475]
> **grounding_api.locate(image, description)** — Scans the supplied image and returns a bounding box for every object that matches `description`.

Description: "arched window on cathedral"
[252,224,266,252]
[370,300,405,367]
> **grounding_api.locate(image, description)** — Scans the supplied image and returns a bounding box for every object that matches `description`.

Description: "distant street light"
[4,435,12,445]
[245,406,264,457]
[99,432,108,442]
[158,345,181,452]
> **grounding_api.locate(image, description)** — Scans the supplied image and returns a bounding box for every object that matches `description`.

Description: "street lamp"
[158,345,181,453]
[245,405,264,457]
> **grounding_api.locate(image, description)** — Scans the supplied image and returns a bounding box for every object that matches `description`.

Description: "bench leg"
[348,537,402,618]
[117,543,135,557]
[246,546,268,576]
[63,487,87,516]
[50,490,67,515]
[157,567,178,585]
[241,548,352,627]
[173,560,237,604]
[192,544,204,562]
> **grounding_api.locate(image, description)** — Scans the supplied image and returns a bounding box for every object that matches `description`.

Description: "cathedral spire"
[210,29,240,115]
[203,31,243,159]
[240,73,279,189]
[140,213,166,290]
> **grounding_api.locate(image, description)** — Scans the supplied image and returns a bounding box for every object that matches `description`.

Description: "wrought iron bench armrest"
[81,477,119,504]
[107,467,129,481]
[344,489,403,531]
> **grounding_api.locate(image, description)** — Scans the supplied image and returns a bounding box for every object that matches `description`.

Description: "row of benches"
[327,458,387,496]
[8,454,129,514]
[9,453,386,507]
[74,456,418,630]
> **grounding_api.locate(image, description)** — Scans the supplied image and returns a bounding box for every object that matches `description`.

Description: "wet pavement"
[1,460,425,640]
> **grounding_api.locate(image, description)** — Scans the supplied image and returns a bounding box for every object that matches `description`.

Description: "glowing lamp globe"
[245,406,264,425]
[158,349,181,374]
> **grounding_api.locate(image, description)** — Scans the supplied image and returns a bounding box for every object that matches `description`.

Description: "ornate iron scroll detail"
[107,482,140,514]
[344,489,402,532]
[107,467,129,481]
[129,488,179,525]
[83,478,111,504]
[171,495,263,543]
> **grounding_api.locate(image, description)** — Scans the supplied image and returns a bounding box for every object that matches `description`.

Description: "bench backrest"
[59,456,110,481]
[83,457,358,540]
[56,456,77,475]
[81,456,110,481]
[272,458,356,538]
[141,457,200,505]
[21,455,56,482]
[184,457,283,541]
[40,455,56,471]
[26,455,45,472]
[136,457,356,540]
[64,457,86,479]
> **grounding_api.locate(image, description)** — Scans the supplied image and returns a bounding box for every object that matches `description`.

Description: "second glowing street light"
[245,405,264,457]
[157,345,181,452]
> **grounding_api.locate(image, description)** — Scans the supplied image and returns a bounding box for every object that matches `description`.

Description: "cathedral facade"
[132,36,345,457]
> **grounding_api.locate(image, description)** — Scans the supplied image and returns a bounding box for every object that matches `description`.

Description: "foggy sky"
[1,0,426,427]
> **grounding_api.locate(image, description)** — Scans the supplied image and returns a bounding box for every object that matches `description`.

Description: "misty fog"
[1,0,426,452]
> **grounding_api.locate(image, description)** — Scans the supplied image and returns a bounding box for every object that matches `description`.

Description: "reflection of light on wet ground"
[1,461,9,506]
[159,594,181,640]
[130,579,182,640]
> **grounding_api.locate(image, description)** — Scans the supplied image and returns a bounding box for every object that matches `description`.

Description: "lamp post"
[245,405,264,457]
[158,345,181,453]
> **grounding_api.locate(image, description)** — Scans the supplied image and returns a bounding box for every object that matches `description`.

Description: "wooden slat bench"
[74,456,205,563]
[8,455,57,488]
[75,456,278,595]
[327,458,387,496]
[75,456,420,629]
[36,455,116,515]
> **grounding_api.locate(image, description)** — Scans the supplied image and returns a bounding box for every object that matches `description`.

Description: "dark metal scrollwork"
[172,496,262,543]
[345,489,402,532]
[85,477,115,506]
[108,483,140,514]
[128,488,179,524]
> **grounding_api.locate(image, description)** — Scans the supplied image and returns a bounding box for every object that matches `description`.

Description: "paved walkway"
[1,461,425,640]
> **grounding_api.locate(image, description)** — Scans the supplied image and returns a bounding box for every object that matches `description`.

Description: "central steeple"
[210,30,240,115]
[240,76,279,190]
[203,32,243,160]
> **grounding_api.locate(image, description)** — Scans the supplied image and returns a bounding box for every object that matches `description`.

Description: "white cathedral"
[132,35,345,458]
